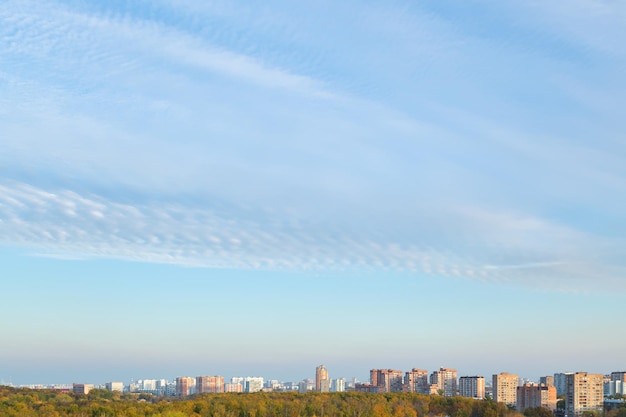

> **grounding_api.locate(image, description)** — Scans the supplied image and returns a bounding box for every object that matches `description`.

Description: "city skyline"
[3,364,625,390]
[4,365,626,415]
[1,1,625,385]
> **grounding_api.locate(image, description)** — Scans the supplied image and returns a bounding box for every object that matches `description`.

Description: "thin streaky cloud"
[1,181,623,293]
[0,1,336,100]
[0,1,624,293]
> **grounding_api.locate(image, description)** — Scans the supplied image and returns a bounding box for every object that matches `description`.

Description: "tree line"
[1,386,623,417]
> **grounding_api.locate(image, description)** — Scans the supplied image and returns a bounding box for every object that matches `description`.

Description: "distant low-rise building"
[105,382,124,392]
[137,379,160,394]
[72,383,94,395]
[355,383,383,393]
[225,383,243,393]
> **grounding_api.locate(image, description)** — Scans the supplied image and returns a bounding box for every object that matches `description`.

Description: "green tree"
[524,407,554,417]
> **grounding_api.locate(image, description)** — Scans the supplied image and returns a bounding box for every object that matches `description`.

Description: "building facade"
[459,376,485,399]
[224,383,243,393]
[430,368,457,397]
[331,378,345,392]
[405,369,430,394]
[605,380,625,396]
[355,383,384,393]
[105,382,124,392]
[370,369,404,393]
[611,372,626,383]
[196,376,224,394]
[493,372,518,407]
[176,377,195,397]
[565,372,603,417]
[516,383,557,412]
[316,365,329,392]
[554,373,573,396]
[72,384,94,395]
[243,377,264,393]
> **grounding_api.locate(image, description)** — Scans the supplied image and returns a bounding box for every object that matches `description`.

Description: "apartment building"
[459,376,485,399]
[565,372,603,417]
[493,372,518,407]
[431,368,457,397]
[517,383,557,412]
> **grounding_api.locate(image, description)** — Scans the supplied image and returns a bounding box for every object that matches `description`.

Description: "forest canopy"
[0,387,529,417]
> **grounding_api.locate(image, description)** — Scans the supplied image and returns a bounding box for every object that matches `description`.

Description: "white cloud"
[1,181,623,293]
[0,0,335,100]
[1,1,625,295]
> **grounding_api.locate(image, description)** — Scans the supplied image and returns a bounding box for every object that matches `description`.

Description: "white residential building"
[243,377,264,393]
[331,378,346,392]
[105,382,124,392]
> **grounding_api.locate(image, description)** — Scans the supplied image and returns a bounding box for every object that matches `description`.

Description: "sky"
[1,0,625,386]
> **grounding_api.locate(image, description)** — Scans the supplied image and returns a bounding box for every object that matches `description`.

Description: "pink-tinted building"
[176,376,195,397]
[517,383,557,412]
[196,376,224,394]
[370,369,404,392]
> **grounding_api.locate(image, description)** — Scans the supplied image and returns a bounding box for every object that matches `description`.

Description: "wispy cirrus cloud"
[1,181,623,293]
[0,0,335,101]
[1,1,625,295]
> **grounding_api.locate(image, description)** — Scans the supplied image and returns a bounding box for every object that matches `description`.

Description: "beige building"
[105,382,124,392]
[370,369,404,392]
[517,383,557,412]
[493,372,519,407]
[565,372,603,417]
[405,369,430,394]
[459,376,485,399]
[430,368,458,397]
[316,365,329,392]
[72,383,94,395]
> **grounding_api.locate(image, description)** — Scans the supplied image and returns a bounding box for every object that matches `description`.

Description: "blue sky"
[1,0,625,385]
